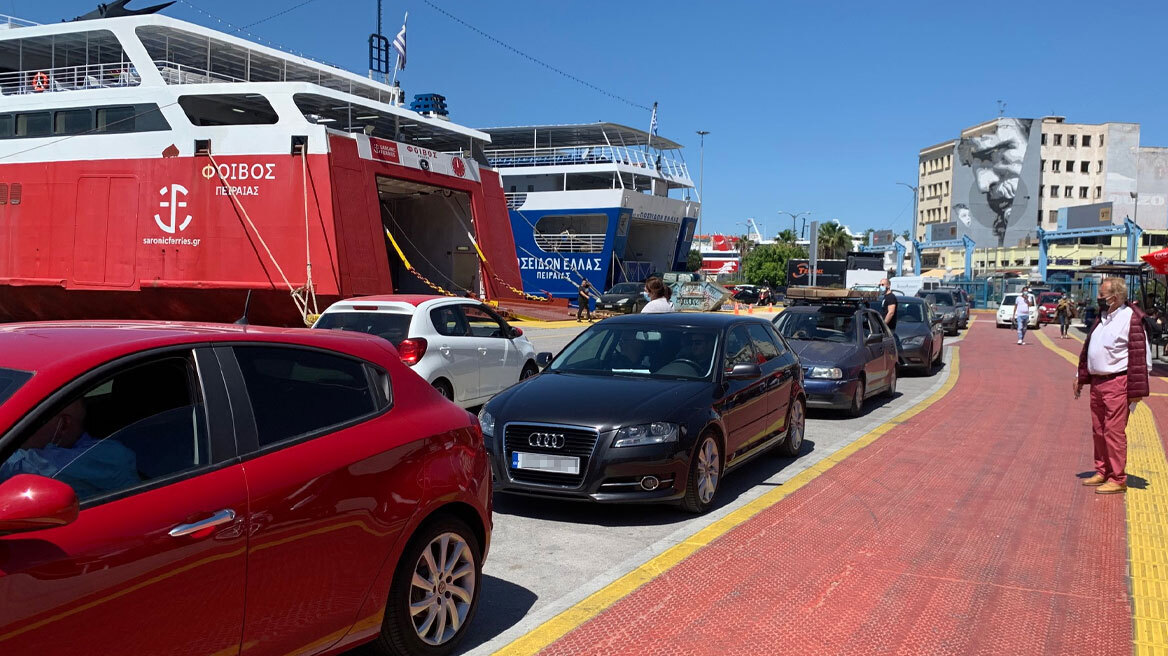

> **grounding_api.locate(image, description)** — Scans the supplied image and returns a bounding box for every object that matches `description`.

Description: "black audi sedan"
[478,314,806,513]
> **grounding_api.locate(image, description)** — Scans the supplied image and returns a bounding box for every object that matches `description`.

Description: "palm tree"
[737,234,755,258]
[817,221,852,259]
[778,229,798,244]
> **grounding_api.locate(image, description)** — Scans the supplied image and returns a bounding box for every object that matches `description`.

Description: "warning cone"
[747,304,754,314]
[733,303,740,315]
[768,303,774,312]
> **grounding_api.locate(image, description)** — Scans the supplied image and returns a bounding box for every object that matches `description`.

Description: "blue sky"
[19,0,1168,240]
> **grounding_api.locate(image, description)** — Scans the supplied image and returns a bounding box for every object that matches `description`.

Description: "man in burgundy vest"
[1073,277,1152,494]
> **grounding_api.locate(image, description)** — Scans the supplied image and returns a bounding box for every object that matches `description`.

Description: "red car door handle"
[169,509,236,537]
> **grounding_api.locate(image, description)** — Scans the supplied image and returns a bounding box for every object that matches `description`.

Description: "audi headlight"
[902,335,926,347]
[612,422,679,448]
[477,408,495,437]
[807,367,844,379]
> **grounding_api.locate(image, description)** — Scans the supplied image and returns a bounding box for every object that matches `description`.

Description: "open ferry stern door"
[376,176,481,296]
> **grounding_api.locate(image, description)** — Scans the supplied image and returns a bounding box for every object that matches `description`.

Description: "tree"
[736,235,755,258]
[686,249,703,272]
[742,243,808,287]
[817,221,852,259]
[778,229,798,244]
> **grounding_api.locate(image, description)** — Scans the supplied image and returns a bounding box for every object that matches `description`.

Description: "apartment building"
[915,140,955,241]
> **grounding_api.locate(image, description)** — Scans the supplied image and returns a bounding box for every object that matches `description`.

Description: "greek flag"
[649,102,658,136]
[393,13,407,71]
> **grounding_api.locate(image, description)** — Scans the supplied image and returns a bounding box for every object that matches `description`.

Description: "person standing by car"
[880,278,898,330]
[1056,295,1075,339]
[1015,286,1032,345]
[641,277,675,314]
[577,279,594,323]
[1074,277,1152,495]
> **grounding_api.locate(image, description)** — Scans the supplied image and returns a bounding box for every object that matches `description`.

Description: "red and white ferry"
[0,10,526,325]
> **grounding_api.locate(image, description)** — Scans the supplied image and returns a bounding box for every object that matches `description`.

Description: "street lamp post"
[696,130,709,243]
[777,210,811,243]
[897,182,919,271]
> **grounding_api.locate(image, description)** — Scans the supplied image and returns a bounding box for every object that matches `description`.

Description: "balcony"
[0,62,140,96]
[485,144,692,183]
[533,233,606,253]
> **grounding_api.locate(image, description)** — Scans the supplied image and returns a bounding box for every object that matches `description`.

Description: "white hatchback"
[313,295,539,408]
[996,293,1040,329]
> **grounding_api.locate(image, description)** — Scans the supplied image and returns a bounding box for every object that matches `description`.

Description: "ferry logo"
[451,157,466,178]
[155,184,192,234]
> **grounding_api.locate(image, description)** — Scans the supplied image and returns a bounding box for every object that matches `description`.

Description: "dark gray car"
[893,296,944,374]
[935,286,970,328]
[596,282,647,314]
[917,290,959,335]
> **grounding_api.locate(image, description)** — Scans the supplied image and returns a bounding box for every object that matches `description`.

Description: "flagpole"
[645,102,657,157]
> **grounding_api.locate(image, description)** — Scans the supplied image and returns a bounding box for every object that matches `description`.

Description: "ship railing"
[154,60,248,85]
[533,233,607,253]
[504,192,527,209]
[0,14,39,28]
[0,62,140,96]
[486,145,691,181]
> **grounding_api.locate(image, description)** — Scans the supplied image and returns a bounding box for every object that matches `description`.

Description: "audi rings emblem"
[528,432,565,449]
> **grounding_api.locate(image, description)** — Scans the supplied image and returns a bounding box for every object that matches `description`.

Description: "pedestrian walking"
[1015,285,1033,345]
[1056,294,1075,339]
[576,279,593,323]
[1073,277,1152,495]
[640,277,675,314]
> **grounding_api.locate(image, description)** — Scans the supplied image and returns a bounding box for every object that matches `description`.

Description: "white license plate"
[511,451,580,475]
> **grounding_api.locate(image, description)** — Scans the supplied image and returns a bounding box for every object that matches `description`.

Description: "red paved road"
[539,320,1132,656]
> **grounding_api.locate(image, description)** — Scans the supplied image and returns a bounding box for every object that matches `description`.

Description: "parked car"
[597,282,648,314]
[731,285,770,305]
[892,295,945,374]
[771,302,898,416]
[996,293,1040,329]
[937,287,971,327]
[479,314,806,514]
[917,290,960,335]
[313,295,538,408]
[0,321,491,656]
[1037,291,1064,324]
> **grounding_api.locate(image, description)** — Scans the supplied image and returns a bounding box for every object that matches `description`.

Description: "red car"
[1037,291,1064,324]
[0,322,491,656]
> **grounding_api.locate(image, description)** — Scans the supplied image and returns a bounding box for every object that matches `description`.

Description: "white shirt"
[1087,305,1153,375]
[640,298,675,314]
[1015,293,1031,316]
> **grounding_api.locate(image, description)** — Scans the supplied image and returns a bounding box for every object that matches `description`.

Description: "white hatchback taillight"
[398,337,428,366]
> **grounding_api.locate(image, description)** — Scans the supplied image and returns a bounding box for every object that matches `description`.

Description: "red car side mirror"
[0,474,79,535]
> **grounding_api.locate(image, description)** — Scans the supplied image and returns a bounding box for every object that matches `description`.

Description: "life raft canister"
[32,71,49,92]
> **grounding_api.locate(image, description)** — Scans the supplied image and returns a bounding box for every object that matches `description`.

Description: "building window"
[1041,159,1046,171]
[1082,135,1092,147]
[1049,210,1059,223]
[1099,134,1104,146]
[1064,185,1073,197]
[1079,186,1089,199]
[1098,159,1103,172]
[1054,134,1063,146]
[1041,133,1048,145]
[1068,134,1077,147]
[1039,185,1045,197]
[1080,161,1089,173]
[1065,160,1073,171]
[1095,186,1102,199]
[1050,185,1059,198]
[1052,160,1061,172]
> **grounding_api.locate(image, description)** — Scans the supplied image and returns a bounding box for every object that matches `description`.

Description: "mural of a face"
[957,118,1031,246]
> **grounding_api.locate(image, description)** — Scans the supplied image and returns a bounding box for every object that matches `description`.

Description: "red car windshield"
[1039,293,1061,305]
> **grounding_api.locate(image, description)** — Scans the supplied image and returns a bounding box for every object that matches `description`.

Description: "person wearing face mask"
[879,278,898,331]
[1073,277,1152,495]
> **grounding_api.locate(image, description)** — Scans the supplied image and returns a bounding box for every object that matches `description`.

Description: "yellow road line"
[1036,329,1168,654]
[494,350,963,656]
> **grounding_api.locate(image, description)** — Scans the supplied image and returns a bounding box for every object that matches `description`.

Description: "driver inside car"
[675,332,715,368]
[0,399,139,500]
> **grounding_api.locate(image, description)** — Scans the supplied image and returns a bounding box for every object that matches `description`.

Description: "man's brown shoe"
[1082,474,1106,486]
[1095,481,1127,495]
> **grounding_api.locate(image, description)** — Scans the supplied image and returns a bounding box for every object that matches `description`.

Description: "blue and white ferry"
[479,123,699,299]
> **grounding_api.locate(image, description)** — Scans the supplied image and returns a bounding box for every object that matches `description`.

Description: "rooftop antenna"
[368,0,391,86]
[234,290,252,326]
[997,100,1006,117]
